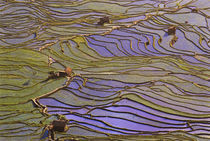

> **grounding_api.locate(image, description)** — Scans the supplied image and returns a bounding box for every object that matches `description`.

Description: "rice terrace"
[0,0,209,140]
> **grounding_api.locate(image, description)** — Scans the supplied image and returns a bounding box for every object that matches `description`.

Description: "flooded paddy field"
[0,0,209,140]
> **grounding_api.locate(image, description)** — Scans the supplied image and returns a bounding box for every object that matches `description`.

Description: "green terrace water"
[0,0,209,141]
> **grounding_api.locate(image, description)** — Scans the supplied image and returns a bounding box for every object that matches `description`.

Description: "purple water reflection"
[104,106,184,124]
[39,98,80,108]
[114,99,210,121]
[94,117,185,132]
[116,16,145,23]
[86,37,115,57]
[66,114,138,134]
